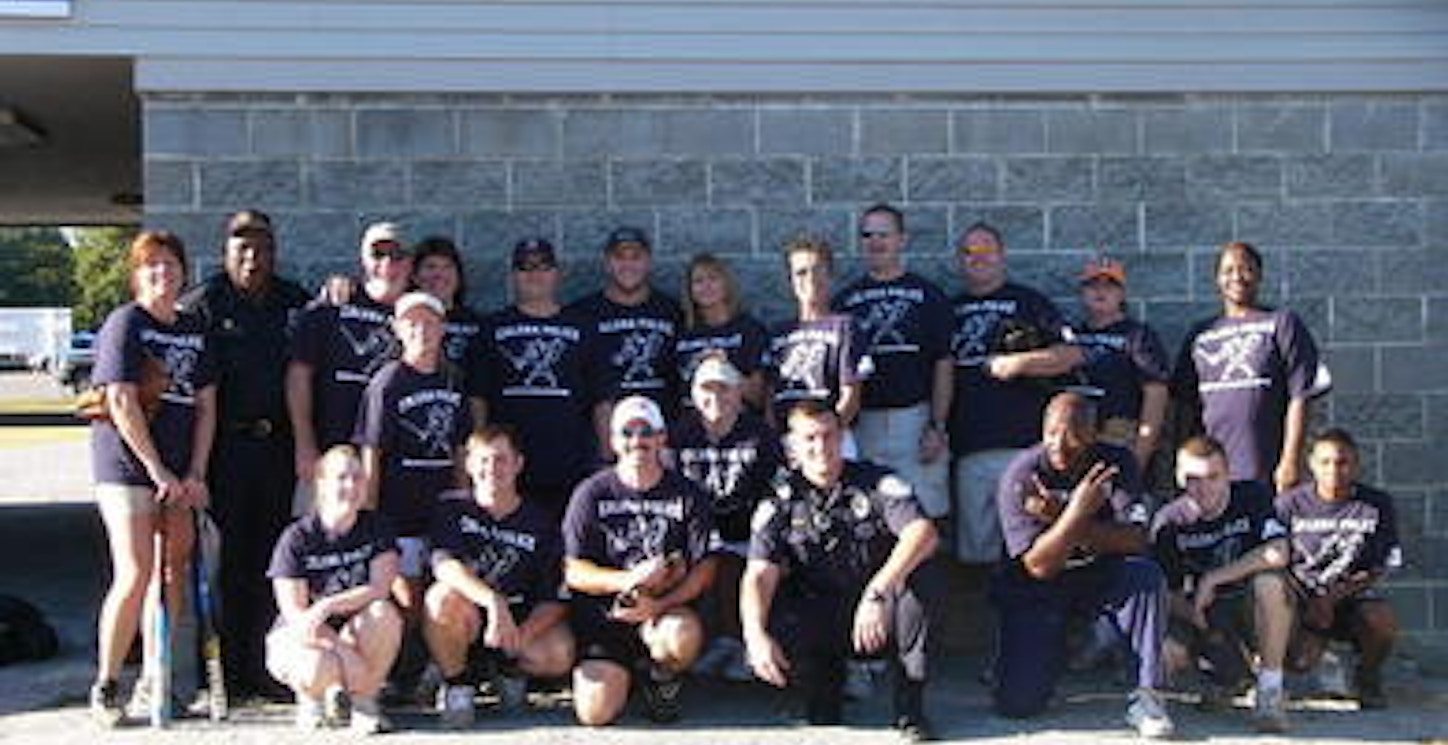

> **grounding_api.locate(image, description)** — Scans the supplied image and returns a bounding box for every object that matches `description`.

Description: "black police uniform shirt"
[352,360,473,537]
[442,304,487,399]
[670,408,785,544]
[267,510,398,603]
[479,306,596,493]
[91,302,217,486]
[748,461,926,599]
[567,289,682,411]
[998,443,1149,565]
[290,294,399,450]
[562,469,713,574]
[1151,481,1285,596]
[1171,308,1321,483]
[675,314,769,404]
[429,490,566,609]
[1276,482,1402,597]
[179,273,310,428]
[832,272,953,410]
[1071,316,1171,422]
[767,314,873,424]
[948,282,1071,456]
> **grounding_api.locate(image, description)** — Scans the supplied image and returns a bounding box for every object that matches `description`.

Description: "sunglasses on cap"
[618,423,661,438]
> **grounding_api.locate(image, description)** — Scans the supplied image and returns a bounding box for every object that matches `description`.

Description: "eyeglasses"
[618,423,660,439]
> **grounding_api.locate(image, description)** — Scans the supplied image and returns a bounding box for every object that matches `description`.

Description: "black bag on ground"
[0,594,59,665]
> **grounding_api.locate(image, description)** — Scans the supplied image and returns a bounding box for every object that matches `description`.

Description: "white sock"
[1258,668,1284,691]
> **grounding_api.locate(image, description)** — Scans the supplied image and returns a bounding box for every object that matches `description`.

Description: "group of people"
[82,203,1401,740]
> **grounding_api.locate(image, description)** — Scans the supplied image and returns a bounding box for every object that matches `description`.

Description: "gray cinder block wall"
[142,92,1448,653]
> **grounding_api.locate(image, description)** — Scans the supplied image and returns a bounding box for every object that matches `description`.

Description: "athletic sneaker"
[493,673,528,712]
[124,677,182,721]
[1252,685,1290,733]
[89,680,124,728]
[1355,667,1388,710]
[1124,688,1175,739]
[642,667,683,723]
[294,695,326,730]
[323,685,348,727]
[438,684,475,729]
[350,695,390,735]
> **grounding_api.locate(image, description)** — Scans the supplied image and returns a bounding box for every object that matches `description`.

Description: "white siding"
[2,0,1445,92]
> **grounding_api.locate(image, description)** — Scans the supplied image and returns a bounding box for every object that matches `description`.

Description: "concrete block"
[355,210,459,246]
[860,109,948,155]
[893,204,950,261]
[512,160,607,207]
[460,109,559,157]
[657,208,754,257]
[1383,441,1448,486]
[357,109,455,158]
[1285,155,1376,198]
[1383,585,1429,629]
[1427,101,1448,150]
[1045,110,1138,155]
[1237,106,1326,152]
[1007,252,1088,302]
[811,157,903,204]
[612,160,707,206]
[142,211,221,260]
[1285,248,1378,297]
[951,205,1046,250]
[1118,251,1191,299]
[305,161,406,209]
[952,110,1045,154]
[270,211,361,266]
[1235,202,1334,246]
[199,160,303,209]
[1432,297,1448,341]
[457,210,560,258]
[564,109,752,157]
[1334,393,1425,440]
[1143,202,1233,249]
[1330,101,1419,151]
[1320,346,1375,393]
[1142,299,1220,355]
[1381,249,1448,295]
[1383,153,1448,197]
[1332,295,1420,345]
[1329,200,1423,246]
[1142,108,1232,154]
[252,109,351,158]
[1048,203,1140,252]
[734,258,796,323]
[410,160,506,207]
[1383,344,1448,392]
[145,108,248,156]
[1002,157,1093,201]
[1098,157,1187,201]
[906,158,997,202]
[143,160,194,209]
[558,209,658,257]
[1428,394,1448,444]
[760,109,853,156]
[1185,155,1282,200]
[710,159,807,207]
[756,207,853,256]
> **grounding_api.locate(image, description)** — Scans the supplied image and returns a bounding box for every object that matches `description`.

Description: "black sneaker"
[894,680,934,741]
[642,668,683,723]
[89,680,124,728]
[1355,667,1388,710]
[895,712,935,742]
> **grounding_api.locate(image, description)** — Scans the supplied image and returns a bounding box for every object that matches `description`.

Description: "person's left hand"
[852,590,891,655]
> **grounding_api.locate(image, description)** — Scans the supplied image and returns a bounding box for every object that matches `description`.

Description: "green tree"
[0,227,74,307]
[70,227,135,331]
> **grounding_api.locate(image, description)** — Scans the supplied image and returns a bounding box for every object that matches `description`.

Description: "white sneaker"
[350,695,391,735]
[439,684,475,729]
[1252,685,1290,733]
[323,685,347,727]
[1125,688,1175,739]
[294,695,325,730]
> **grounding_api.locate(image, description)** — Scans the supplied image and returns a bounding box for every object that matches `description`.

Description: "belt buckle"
[252,419,274,437]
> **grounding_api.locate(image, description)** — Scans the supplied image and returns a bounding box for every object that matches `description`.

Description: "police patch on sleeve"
[751,501,778,533]
[878,474,912,501]
[850,491,873,520]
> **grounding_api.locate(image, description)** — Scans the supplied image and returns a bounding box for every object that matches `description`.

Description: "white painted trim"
[0,1,69,18]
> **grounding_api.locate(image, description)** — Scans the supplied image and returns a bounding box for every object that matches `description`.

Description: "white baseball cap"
[692,355,742,390]
[611,395,665,434]
[361,221,406,250]
[394,291,445,319]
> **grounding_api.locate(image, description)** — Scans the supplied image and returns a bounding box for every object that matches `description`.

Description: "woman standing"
[411,236,488,426]
[676,254,769,410]
[89,231,217,725]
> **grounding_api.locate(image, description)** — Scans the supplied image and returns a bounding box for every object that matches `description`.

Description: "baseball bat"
[193,509,228,721]
[151,509,172,728]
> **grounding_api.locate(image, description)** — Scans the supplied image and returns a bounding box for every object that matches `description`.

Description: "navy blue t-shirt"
[90,303,217,486]
[767,315,873,424]
[749,461,926,598]
[675,314,769,401]
[353,360,472,536]
[562,469,713,571]
[267,511,398,602]
[1151,481,1285,594]
[443,304,487,398]
[1276,482,1402,596]
[1072,317,1171,422]
[670,409,785,543]
[948,282,1071,455]
[290,295,399,450]
[833,272,953,410]
[429,490,565,607]
[1171,308,1321,483]
[998,443,1148,565]
[567,290,682,411]
[479,306,596,497]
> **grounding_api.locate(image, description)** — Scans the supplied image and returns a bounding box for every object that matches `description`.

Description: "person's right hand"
[1064,462,1119,520]
[483,600,522,653]
[744,629,790,688]
[147,465,182,504]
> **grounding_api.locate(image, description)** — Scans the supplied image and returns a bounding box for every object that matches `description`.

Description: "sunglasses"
[514,261,557,272]
[958,244,1001,256]
[859,229,895,239]
[618,423,660,438]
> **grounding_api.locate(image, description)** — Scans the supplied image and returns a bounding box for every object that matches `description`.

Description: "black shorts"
[1166,590,1252,647]
[569,595,647,667]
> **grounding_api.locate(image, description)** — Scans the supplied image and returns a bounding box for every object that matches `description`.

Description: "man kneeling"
[742,402,941,741]
[424,426,574,728]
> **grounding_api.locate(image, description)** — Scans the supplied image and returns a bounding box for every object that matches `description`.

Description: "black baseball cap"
[603,226,650,254]
[512,237,558,270]
[226,209,273,238]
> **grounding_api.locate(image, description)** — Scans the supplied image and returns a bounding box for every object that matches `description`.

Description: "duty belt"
[227,418,286,438]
